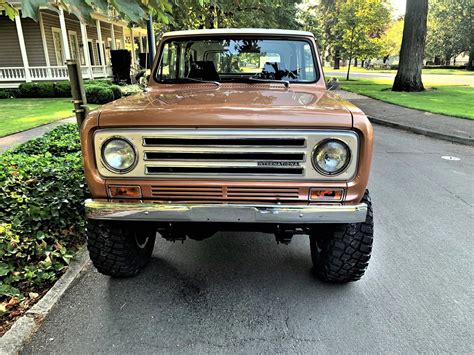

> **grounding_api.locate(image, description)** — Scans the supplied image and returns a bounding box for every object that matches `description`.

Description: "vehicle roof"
[161,28,315,38]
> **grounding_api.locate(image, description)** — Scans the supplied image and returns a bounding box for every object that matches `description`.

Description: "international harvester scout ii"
[82,29,374,283]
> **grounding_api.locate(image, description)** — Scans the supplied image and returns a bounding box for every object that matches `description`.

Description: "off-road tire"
[86,220,156,277]
[310,190,374,283]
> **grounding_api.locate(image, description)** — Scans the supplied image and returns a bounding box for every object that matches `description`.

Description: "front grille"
[150,185,302,201]
[94,129,359,181]
[143,133,307,178]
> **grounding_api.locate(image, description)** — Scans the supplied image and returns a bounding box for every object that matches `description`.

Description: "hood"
[97,84,353,128]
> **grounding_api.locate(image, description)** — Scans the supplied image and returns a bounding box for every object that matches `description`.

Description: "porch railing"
[0,67,26,81]
[0,65,113,83]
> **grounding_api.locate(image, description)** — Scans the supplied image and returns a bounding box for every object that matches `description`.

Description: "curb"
[368,116,474,146]
[0,247,90,355]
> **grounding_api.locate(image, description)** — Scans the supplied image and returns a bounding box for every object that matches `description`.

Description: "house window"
[88,40,95,65]
[51,27,64,65]
[68,31,83,65]
[96,42,103,65]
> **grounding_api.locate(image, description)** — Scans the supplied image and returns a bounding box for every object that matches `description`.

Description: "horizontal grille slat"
[144,152,305,161]
[146,166,304,175]
[143,137,305,147]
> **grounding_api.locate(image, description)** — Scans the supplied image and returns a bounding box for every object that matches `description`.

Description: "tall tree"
[297,2,326,56]
[392,0,428,92]
[335,0,391,80]
[155,0,302,33]
[377,18,404,63]
[425,0,471,65]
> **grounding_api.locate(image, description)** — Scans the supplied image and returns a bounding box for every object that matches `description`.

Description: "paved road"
[325,71,474,86]
[22,126,473,354]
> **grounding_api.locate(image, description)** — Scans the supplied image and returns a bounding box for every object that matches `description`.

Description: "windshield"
[155,37,319,84]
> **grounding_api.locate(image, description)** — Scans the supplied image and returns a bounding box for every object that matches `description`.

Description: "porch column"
[39,13,51,79]
[139,34,144,53]
[130,27,136,67]
[80,21,93,79]
[96,19,106,76]
[58,8,71,61]
[14,15,31,82]
[38,12,51,72]
[110,23,116,50]
[121,27,125,49]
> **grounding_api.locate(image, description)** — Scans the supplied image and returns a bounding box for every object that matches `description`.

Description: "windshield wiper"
[248,77,290,88]
[183,77,221,87]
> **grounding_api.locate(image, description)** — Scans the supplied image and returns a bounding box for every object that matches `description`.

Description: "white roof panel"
[162,28,314,38]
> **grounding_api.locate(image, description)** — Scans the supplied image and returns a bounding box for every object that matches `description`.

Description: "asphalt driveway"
[21,125,474,354]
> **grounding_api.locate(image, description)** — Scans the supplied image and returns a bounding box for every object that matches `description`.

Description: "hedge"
[85,85,114,104]
[0,124,87,317]
[1,80,122,105]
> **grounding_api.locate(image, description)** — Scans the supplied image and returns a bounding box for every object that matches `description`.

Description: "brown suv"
[82,29,374,283]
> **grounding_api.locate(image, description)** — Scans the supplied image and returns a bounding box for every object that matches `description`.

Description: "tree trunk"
[346,57,352,80]
[468,6,474,71]
[392,0,428,92]
[334,47,341,69]
[445,54,451,66]
[354,58,358,67]
[468,48,474,71]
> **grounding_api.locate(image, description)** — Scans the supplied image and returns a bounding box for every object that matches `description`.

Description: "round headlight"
[313,139,350,175]
[101,138,137,173]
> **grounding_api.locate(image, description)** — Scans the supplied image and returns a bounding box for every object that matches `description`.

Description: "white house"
[0,2,148,88]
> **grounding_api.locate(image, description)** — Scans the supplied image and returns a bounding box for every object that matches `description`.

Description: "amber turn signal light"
[108,185,142,198]
[310,188,343,201]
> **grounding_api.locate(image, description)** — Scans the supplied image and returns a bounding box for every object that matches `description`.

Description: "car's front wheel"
[310,190,374,283]
[86,220,156,277]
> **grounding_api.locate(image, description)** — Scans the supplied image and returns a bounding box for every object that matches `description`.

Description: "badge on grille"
[257,161,300,167]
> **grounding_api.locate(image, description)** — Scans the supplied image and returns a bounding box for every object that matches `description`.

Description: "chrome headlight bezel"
[312,138,351,176]
[101,137,138,174]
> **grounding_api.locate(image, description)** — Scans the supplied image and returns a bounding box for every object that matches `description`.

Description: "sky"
[391,0,407,17]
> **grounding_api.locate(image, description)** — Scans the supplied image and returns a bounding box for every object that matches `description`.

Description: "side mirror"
[326,77,339,91]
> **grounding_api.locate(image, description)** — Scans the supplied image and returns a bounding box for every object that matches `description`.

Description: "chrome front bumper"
[85,199,368,224]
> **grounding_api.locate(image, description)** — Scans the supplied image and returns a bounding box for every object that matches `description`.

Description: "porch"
[0,6,148,88]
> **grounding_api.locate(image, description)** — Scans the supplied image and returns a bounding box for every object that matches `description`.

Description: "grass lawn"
[339,78,474,120]
[323,66,474,75]
[0,98,99,137]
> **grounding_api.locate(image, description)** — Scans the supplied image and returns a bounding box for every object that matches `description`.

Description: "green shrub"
[86,79,112,86]
[0,89,16,99]
[18,82,55,98]
[13,123,81,156]
[54,81,71,97]
[120,84,142,97]
[0,124,87,312]
[85,85,114,104]
[110,85,122,100]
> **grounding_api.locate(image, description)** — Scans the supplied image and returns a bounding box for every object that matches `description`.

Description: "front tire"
[86,220,156,277]
[310,190,374,283]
